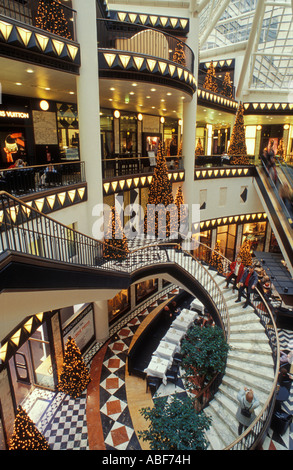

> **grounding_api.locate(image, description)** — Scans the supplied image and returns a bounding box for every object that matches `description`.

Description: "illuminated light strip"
[160,17,168,26]
[17,27,32,46]
[170,18,178,27]
[10,329,21,347]
[118,12,127,21]
[111,181,118,192]
[0,20,13,40]
[129,14,137,23]
[104,182,110,193]
[35,33,49,51]
[0,343,8,362]
[68,190,76,202]
[119,180,125,190]
[35,198,45,212]
[159,61,167,74]
[23,317,34,333]
[133,56,144,70]
[180,19,188,29]
[67,44,78,61]
[104,53,116,67]
[52,39,64,56]
[47,195,56,209]
[147,58,157,71]
[58,192,66,205]
[150,16,158,25]
[127,178,132,188]
[139,15,147,24]
[169,64,176,76]
[119,54,131,68]
[36,312,43,322]
[78,187,85,199]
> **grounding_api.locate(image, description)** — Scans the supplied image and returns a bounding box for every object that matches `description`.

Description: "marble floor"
[21,288,293,451]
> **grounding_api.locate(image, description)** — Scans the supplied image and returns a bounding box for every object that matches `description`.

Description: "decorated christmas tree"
[58,336,91,398]
[222,72,233,99]
[175,186,188,238]
[35,0,72,39]
[144,141,175,238]
[9,406,49,450]
[209,241,223,273]
[277,138,285,159]
[227,103,249,165]
[195,138,204,156]
[172,42,186,66]
[203,61,218,93]
[238,240,252,266]
[103,206,129,260]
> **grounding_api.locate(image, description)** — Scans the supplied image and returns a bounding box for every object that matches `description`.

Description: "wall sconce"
[40,100,49,111]
[137,113,143,121]
[160,116,165,124]
[284,124,290,130]
[114,110,120,119]
[257,125,262,131]
[178,119,182,126]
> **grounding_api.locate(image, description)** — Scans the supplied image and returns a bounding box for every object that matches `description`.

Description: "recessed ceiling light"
[110,87,115,91]
[161,99,165,102]
[15,82,22,86]
[151,106,155,109]
[26,69,34,74]
[129,91,135,95]
[146,96,151,99]
[167,92,172,96]
[151,88,156,92]
[69,91,75,95]
[132,83,138,87]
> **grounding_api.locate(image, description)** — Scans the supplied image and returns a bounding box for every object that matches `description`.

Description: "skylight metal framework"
[199,0,293,94]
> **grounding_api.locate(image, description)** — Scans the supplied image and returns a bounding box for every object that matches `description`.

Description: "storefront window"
[192,230,212,263]
[100,108,114,158]
[108,289,130,323]
[120,113,137,154]
[242,221,267,253]
[135,279,158,304]
[164,118,178,156]
[57,103,79,161]
[217,224,236,261]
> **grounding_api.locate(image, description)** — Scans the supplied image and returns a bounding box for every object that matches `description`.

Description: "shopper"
[236,387,260,435]
[235,265,258,308]
[224,257,244,292]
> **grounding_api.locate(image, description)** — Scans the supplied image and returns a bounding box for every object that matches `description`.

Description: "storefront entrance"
[8,323,55,408]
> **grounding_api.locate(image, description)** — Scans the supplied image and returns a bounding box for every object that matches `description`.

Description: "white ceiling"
[1,56,292,128]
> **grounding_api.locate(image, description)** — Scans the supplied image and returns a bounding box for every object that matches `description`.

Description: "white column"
[93,300,109,343]
[182,12,199,232]
[73,0,103,237]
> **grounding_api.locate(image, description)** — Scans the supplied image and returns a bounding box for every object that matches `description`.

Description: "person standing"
[224,257,244,292]
[235,265,258,308]
[236,387,260,435]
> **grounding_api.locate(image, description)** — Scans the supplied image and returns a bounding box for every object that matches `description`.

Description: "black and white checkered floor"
[23,290,293,451]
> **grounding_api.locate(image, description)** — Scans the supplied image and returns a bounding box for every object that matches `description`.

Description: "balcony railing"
[0,0,77,41]
[97,18,194,73]
[102,154,184,179]
[0,161,85,197]
[198,69,236,100]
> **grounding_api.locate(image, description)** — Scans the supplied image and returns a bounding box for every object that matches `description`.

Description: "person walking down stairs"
[235,265,258,309]
[236,387,260,435]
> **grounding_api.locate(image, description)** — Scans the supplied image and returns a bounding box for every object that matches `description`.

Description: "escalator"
[254,165,293,277]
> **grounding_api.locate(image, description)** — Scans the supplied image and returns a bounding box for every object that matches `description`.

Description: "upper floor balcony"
[97,18,196,96]
[0,0,77,41]
[0,0,80,72]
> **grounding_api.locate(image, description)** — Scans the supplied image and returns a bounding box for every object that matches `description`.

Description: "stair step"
[223,369,274,396]
[204,399,238,448]
[228,350,274,367]
[226,358,275,381]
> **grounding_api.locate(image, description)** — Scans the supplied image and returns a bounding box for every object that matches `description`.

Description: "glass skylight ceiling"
[200,0,293,92]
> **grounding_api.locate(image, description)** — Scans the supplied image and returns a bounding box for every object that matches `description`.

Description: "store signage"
[62,304,95,353]
[0,110,29,119]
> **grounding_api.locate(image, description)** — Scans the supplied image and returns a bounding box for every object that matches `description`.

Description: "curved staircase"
[203,271,275,450]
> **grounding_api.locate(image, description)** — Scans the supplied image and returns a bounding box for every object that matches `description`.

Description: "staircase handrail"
[189,239,280,450]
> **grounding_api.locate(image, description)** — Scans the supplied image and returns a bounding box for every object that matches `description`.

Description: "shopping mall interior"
[0,0,292,452]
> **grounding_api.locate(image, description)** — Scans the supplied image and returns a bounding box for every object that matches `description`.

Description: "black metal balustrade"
[97,18,194,73]
[0,190,279,450]
[198,69,236,99]
[0,0,77,41]
[102,154,184,178]
[0,161,85,196]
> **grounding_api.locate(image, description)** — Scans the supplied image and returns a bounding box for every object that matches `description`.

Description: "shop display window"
[242,222,267,253]
[100,108,114,158]
[135,279,158,304]
[217,224,236,261]
[164,118,178,157]
[57,103,79,161]
[108,289,130,323]
[192,230,212,262]
[120,113,137,154]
